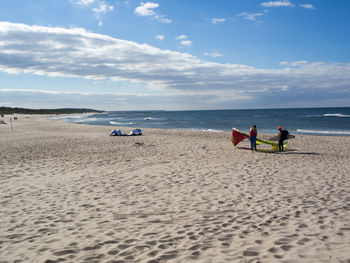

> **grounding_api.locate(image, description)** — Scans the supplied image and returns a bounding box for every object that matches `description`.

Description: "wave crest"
[323,113,350,117]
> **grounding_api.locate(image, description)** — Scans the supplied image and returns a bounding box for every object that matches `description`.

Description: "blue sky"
[0,0,350,110]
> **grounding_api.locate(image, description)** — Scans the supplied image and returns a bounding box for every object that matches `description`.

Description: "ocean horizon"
[52,107,350,136]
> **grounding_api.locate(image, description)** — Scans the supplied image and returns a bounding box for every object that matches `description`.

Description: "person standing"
[249,125,257,151]
[277,126,289,152]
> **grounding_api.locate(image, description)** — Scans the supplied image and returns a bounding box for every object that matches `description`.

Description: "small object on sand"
[109,129,142,136]
[129,129,142,136]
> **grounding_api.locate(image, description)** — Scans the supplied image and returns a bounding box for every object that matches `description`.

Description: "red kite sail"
[231,128,249,146]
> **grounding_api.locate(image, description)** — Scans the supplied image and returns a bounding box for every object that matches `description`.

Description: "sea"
[52,107,350,136]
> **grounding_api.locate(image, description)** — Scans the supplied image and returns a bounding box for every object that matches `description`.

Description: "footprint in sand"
[52,249,77,256]
[107,249,119,255]
[243,250,259,256]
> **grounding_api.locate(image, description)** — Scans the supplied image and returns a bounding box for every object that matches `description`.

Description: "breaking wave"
[323,113,350,117]
[110,121,134,125]
[296,129,350,136]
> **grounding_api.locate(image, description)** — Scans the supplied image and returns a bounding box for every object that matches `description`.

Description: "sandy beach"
[0,115,349,263]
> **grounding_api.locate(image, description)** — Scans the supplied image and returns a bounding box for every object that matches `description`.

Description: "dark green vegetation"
[0,107,103,115]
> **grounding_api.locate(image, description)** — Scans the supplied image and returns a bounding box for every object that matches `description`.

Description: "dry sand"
[0,115,349,263]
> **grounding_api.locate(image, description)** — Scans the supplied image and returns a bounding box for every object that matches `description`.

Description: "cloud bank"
[0,22,349,108]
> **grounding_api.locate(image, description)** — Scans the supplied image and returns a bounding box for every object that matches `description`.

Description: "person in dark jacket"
[277,126,289,152]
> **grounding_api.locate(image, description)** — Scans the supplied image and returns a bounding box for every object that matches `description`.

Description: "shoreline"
[42,111,350,137]
[1,115,350,262]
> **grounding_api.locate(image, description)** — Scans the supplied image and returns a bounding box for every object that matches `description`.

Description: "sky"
[0,0,350,110]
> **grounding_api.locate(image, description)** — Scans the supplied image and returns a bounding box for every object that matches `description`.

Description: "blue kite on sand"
[109,129,142,136]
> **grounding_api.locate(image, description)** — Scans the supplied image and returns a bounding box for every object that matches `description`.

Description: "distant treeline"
[0,107,103,115]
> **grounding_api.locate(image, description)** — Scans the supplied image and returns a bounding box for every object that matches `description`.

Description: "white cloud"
[0,22,349,108]
[180,40,192,46]
[280,60,308,66]
[261,1,294,7]
[73,0,114,14]
[237,12,248,17]
[204,51,222,58]
[155,34,164,40]
[72,0,114,25]
[237,12,265,21]
[176,35,191,46]
[300,4,315,9]
[135,2,158,16]
[291,60,308,66]
[176,35,188,40]
[211,18,226,24]
[156,16,172,23]
[134,2,172,23]
[75,0,95,6]
[92,2,114,14]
